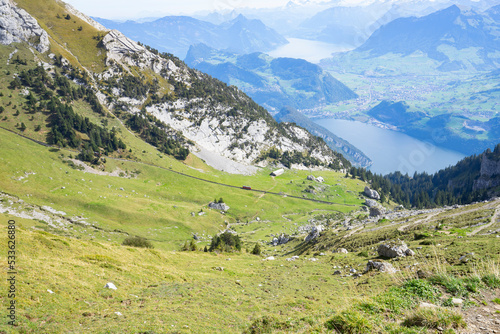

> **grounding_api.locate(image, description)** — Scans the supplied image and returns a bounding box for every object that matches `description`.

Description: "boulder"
[337,248,349,254]
[365,199,378,208]
[264,256,275,261]
[364,186,380,200]
[208,202,230,211]
[416,269,431,279]
[370,207,385,217]
[305,225,323,242]
[378,242,413,258]
[316,176,324,183]
[271,234,290,246]
[365,260,397,274]
[307,175,316,181]
[405,249,416,256]
[104,282,117,290]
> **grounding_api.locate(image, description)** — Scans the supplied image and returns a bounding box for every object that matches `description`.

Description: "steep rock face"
[474,154,500,190]
[0,0,49,53]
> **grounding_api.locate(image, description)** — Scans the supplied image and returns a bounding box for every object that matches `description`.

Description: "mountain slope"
[184,43,358,113]
[275,107,372,168]
[94,14,288,59]
[3,0,350,173]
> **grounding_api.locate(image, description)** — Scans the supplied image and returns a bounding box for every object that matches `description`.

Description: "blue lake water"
[315,118,466,175]
[268,38,351,63]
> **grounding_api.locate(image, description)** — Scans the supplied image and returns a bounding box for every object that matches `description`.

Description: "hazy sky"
[64,0,328,19]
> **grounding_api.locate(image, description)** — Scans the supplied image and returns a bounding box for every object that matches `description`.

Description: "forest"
[348,144,500,208]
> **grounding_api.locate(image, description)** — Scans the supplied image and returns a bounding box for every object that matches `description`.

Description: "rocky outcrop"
[364,260,397,274]
[208,202,229,211]
[364,186,380,200]
[271,234,290,246]
[370,206,385,217]
[0,0,49,53]
[474,154,500,191]
[304,225,323,242]
[377,242,414,258]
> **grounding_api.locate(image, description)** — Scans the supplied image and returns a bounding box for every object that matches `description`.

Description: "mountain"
[355,5,500,70]
[94,14,288,59]
[0,0,353,174]
[275,107,372,168]
[184,43,358,113]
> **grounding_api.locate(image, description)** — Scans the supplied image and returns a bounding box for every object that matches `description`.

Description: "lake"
[268,38,351,63]
[315,118,466,175]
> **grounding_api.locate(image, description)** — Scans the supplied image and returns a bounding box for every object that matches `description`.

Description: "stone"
[208,202,230,211]
[337,248,349,254]
[451,298,463,306]
[365,199,378,208]
[459,252,474,263]
[271,233,290,246]
[47,289,54,294]
[378,242,413,258]
[416,270,431,279]
[104,282,117,290]
[307,175,316,181]
[364,186,380,200]
[365,260,397,274]
[305,225,323,242]
[420,302,438,308]
[316,176,324,183]
[333,270,341,275]
[370,206,385,217]
[350,268,357,273]
[264,256,275,261]
[0,0,50,53]
[405,249,416,256]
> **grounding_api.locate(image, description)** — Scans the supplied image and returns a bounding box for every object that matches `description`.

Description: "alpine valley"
[0,0,499,333]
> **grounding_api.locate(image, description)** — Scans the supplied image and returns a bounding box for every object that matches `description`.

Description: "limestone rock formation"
[271,234,290,246]
[304,225,323,242]
[377,242,414,258]
[364,186,380,200]
[0,0,49,53]
[364,260,397,274]
[208,202,230,211]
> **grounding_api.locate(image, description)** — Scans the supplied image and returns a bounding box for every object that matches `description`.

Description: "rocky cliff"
[0,0,49,53]
[474,153,500,191]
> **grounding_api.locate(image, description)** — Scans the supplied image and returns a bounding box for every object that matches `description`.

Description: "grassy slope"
[14,0,107,72]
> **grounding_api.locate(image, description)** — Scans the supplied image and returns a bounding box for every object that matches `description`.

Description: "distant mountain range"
[355,4,500,70]
[94,14,288,59]
[184,43,358,113]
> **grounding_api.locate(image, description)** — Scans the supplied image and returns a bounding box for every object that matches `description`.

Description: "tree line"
[347,144,500,209]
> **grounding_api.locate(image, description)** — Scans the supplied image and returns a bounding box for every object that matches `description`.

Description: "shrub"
[429,275,468,298]
[122,236,153,248]
[251,243,261,255]
[401,279,441,302]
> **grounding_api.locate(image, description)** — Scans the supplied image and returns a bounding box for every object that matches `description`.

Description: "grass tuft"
[402,307,466,330]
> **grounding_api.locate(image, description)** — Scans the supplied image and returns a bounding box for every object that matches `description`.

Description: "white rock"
[47,289,54,294]
[104,282,117,290]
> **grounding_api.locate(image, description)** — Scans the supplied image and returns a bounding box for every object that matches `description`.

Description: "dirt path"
[397,211,441,232]
[468,200,500,236]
